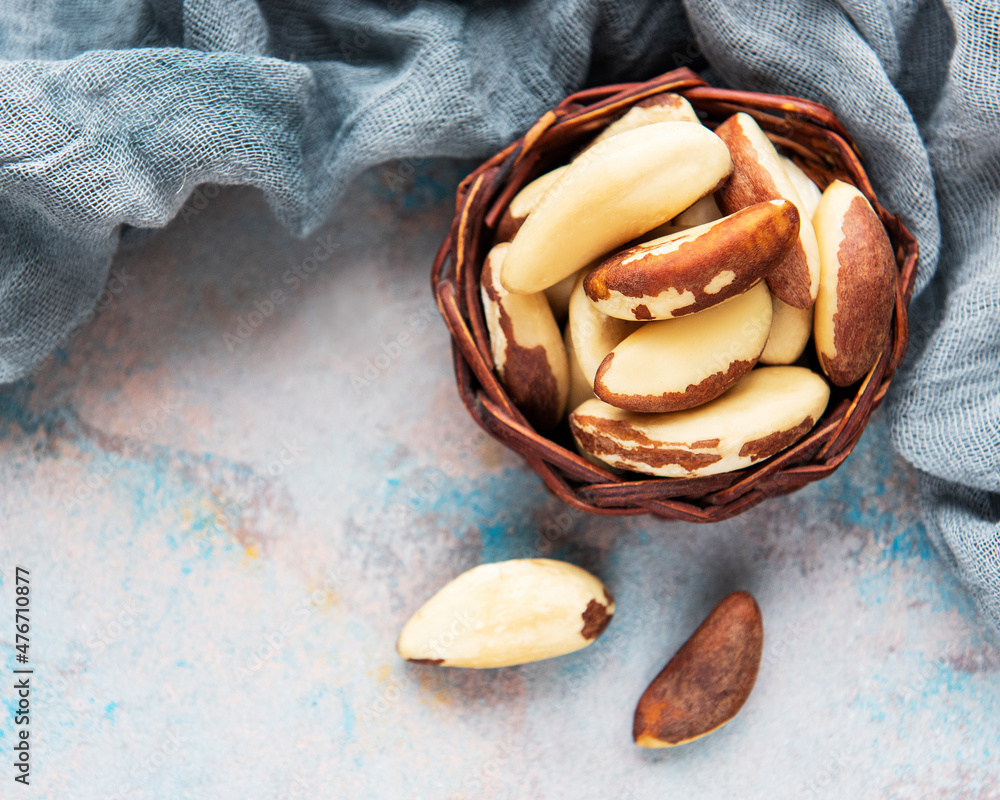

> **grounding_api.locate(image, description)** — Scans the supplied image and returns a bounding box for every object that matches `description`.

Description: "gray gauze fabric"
[1,2,997,631]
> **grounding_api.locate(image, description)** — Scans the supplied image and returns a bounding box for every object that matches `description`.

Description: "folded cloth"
[1,1,997,633]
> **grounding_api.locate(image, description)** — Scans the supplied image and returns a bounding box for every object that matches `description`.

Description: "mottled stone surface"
[1,161,998,799]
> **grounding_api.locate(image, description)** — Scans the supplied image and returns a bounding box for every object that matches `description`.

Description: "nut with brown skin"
[480,242,569,431]
[584,199,799,321]
[633,591,764,748]
[396,559,615,668]
[714,113,821,309]
[570,366,830,478]
[812,180,897,387]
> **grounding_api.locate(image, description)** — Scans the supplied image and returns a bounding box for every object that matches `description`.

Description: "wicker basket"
[431,67,918,523]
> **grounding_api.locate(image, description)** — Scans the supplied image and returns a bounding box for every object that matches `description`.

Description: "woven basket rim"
[432,67,919,523]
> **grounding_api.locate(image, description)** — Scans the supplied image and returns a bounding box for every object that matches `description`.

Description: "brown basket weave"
[431,67,919,523]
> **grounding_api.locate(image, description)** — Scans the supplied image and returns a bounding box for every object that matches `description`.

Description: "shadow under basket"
[431,67,919,523]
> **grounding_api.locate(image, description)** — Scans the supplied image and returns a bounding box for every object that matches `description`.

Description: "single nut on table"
[715,112,821,309]
[633,591,763,748]
[759,295,814,366]
[570,366,830,478]
[584,199,799,321]
[494,165,568,244]
[500,122,734,294]
[396,559,615,668]
[583,92,701,152]
[594,281,773,413]
[480,242,569,430]
[813,180,897,386]
[569,270,643,387]
[778,155,822,220]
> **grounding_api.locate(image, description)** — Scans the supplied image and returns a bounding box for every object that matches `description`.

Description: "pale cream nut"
[759,295,814,365]
[500,122,733,294]
[813,180,897,386]
[583,92,701,152]
[564,324,596,415]
[779,155,822,220]
[673,194,723,229]
[396,559,615,668]
[568,270,643,387]
[594,281,773,413]
[570,366,830,478]
[481,243,569,430]
[585,199,799,321]
[715,113,821,309]
[543,269,578,325]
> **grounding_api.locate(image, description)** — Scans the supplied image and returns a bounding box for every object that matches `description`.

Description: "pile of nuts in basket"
[481,93,898,479]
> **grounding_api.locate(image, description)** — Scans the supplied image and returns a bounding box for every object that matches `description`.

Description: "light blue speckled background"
[1,161,998,799]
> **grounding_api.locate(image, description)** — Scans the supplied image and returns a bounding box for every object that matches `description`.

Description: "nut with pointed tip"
[585,200,798,321]
[396,559,615,668]
[633,591,764,748]
[500,122,733,295]
[593,282,773,413]
[570,366,830,478]
[480,243,568,430]
[714,113,821,309]
[813,180,897,386]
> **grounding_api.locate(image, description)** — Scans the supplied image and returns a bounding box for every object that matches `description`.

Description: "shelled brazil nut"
[813,180,897,386]
[583,199,799,321]
[593,281,773,413]
[480,242,568,431]
[569,367,831,478]
[714,113,822,309]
